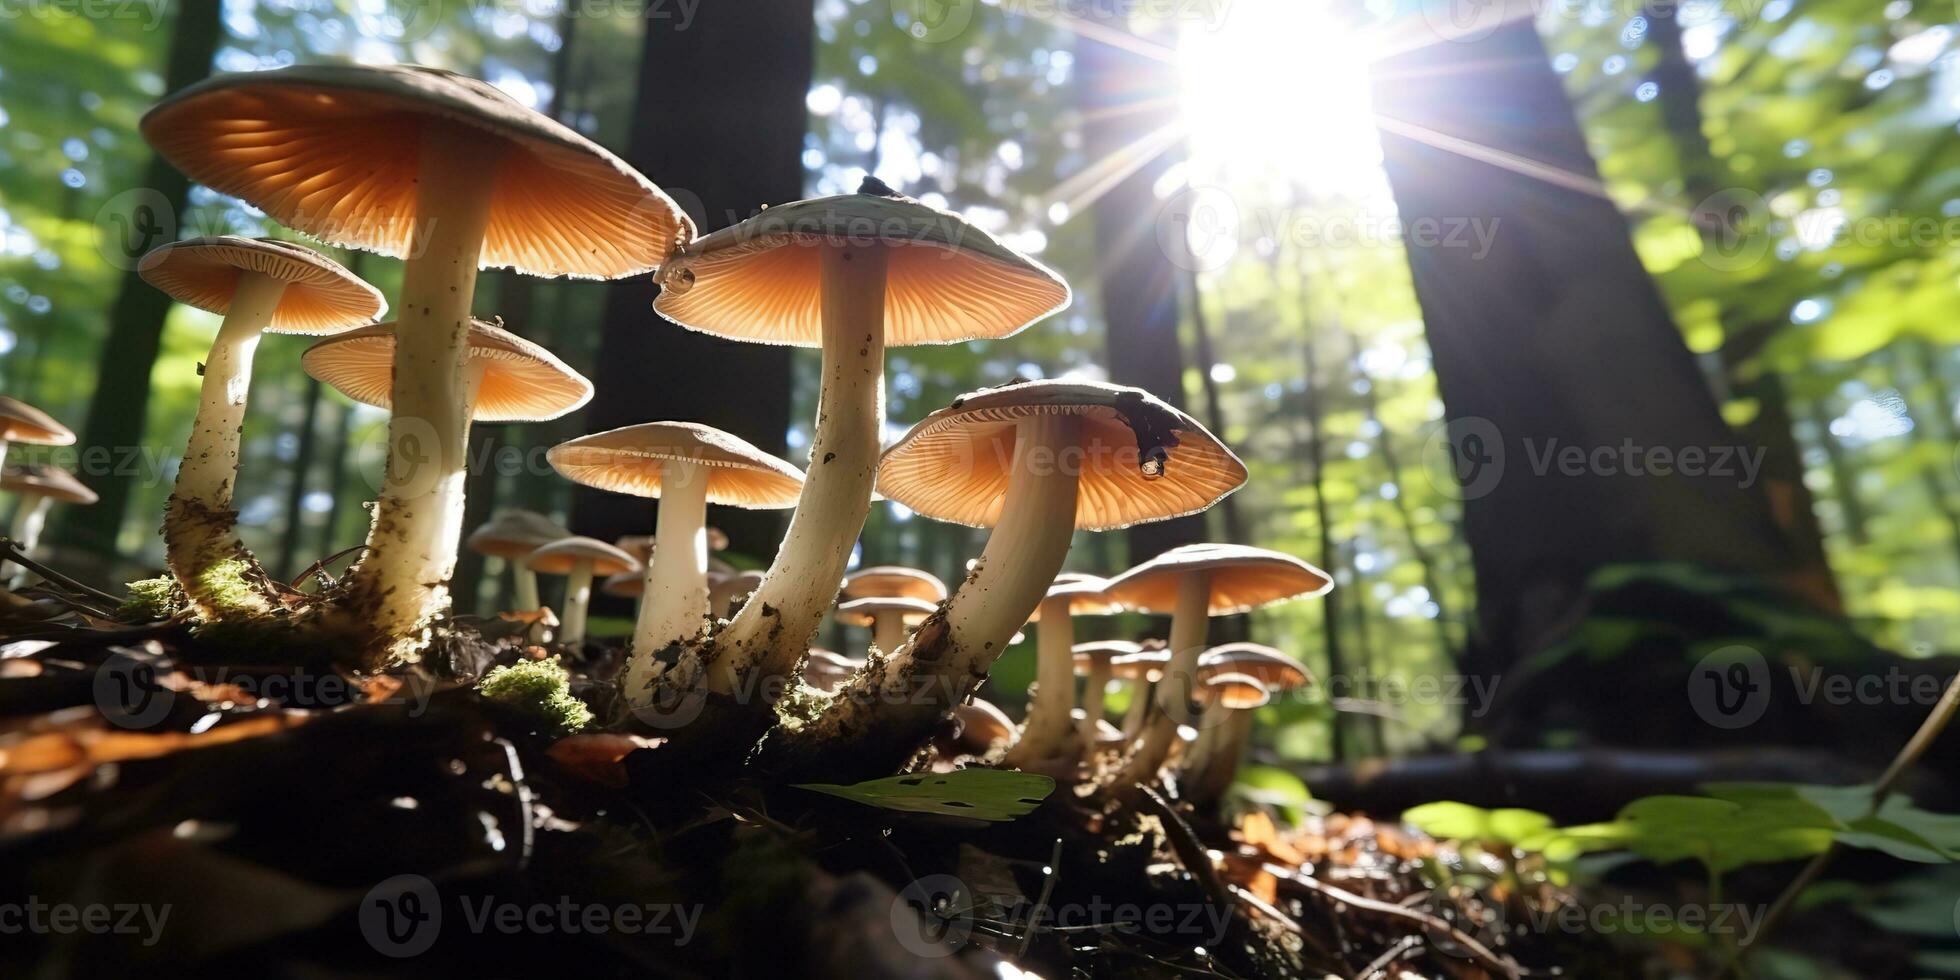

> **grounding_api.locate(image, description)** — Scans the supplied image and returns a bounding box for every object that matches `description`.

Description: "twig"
[0,539,124,608]
[289,544,367,590]
[1018,838,1063,958]
[1264,862,1519,980]
[1354,935,1420,980]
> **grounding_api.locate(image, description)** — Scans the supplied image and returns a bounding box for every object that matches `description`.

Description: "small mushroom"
[2,466,96,587]
[841,565,948,605]
[1111,642,1171,737]
[547,422,803,705]
[1185,643,1313,803]
[139,237,384,615]
[1181,672,1271,803]
[601,570,645,599]
[523,537,640,646]
[1005,573,1119,766]
[654,178,1068,694]
[708,570,764,620]
[1070,639,1143,745]
[931,698,1017,767]
[1103,544,1330,788]
[465,510,572,615]
[0,396,76,468]
[835,595,939,655]
[146,64,690,662]
[802,648,863,692]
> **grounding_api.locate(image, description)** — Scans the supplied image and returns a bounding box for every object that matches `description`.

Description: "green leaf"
[1402,801,1555,846]
[794,769,1056,822]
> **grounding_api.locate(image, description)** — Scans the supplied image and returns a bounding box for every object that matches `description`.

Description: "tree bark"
[1078,27,1204,566]
[57,0,223,556]
[1371,16,1800,680]
[574,0,808,568]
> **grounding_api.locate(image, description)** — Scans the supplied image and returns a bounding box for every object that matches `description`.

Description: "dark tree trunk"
[1645,4,1841,612]
[1300,322,1348,761]
[573,0,809,575]
[1371,18,1798,680]
[1078,29,1203,566]
[275,377,324,580]
[56,0,223,556]
[1184,268,1244,544]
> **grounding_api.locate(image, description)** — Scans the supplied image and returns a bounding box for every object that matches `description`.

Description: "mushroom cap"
[546,422,804,509]
[653,178,1069,348]
[142,64,691,279]
[709,570,765,610]
[834,594,939,629]
[1109,644,1172,682]
[1199,672,1271,710]
[524,537,639,577]
[706,526,731,552]
[138,236,385,334]
[1026,572,1121,621]
[601,570,645,598]
[1104,543,1331,616]
[1197,643,1312,692]
[0,465,96,504]
[303,318,591,422]
[1072,639,1143,674]
[802,648,863,691]
[467,509,572,559]
[0,397,75,446]
[950,698,1017,752]
[877,379,1247,531]
[613,535,656,563]
[841,565,948,604]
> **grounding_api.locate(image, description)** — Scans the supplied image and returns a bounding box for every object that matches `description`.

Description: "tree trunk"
[275,377,324,580]
[1371,16,1798,680]
[56,0,223,556]
[1185,268,1244,544]
[574,0,808,567]
[1299,319,1348,762]
[1078,28,1204,565]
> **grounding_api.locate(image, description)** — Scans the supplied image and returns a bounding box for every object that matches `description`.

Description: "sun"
[1175,1,1386,193]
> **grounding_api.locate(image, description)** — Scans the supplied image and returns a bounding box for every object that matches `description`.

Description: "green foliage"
[1226,764,1320,826]
[794,769,1055,821]
[478,658,593,735]
[116,574,182,621]
[190,558,261,620]
[1404,801,1557,848]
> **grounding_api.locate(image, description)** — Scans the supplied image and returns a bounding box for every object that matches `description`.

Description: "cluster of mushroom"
[0,397,95,588]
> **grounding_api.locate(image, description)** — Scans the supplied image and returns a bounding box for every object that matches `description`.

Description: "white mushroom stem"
[1189,708,1257,804]
[1005,593,1077,766]
[1182,699,1231,777]
[872,612,908,655]
[623,460,711,702]
[7,493,50,588]
[559,558,596,645]
[343,123,502,663]
[1114,572,1213,788]
[1080,658,1113,745]
[709,244,886,693]
[164,270,285,614]
[1122,678,1154,736]
[511,561,541,612]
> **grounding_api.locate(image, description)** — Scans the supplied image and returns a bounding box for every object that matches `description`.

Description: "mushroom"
[775,380,1244,779]
[1185,643,1313,803]
[144,65,690,661]
[138,237,384,614]
[1180,672,1271,802]
[708,570,764,619]
[835,595,940,655]
[1103,544,1330,789]
[930,698,1018,767]
[1111,643,1172,737]
[652,178,1068,694]
[802,648,863,692]
[842,565,948,605]
[546,422,804,708]
[601,570,645,600]
[523,537,640,646]
[1070,639,1142,744]
[465,510,572,615]
[0,396,75,469]
[1004,572,1119,766]
[2,466,96,587]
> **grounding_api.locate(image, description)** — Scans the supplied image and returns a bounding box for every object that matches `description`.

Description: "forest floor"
[0,558,1634,978]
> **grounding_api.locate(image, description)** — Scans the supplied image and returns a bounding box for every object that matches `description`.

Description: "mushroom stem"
[709,243,886,693]
[560,557,596,646]
[1190,708,1256,805]
[1005,593,1077,765]
[7,494,50,588]
[625,460,710,698]
[1183,699,1231,777]
[763,415,1082,780]
[342,123,501,663]
[872,612,907,655]
[1114,571,1212,788]
[512,562,541,613]
[1080,657,1112,745]
[1122,678,1154,736]
[164,270,285,616]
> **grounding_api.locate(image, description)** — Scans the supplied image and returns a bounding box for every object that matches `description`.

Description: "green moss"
[118,575,185,621]
[479,658,593,735]
[771,682,831,731]
[194,557,264,619]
